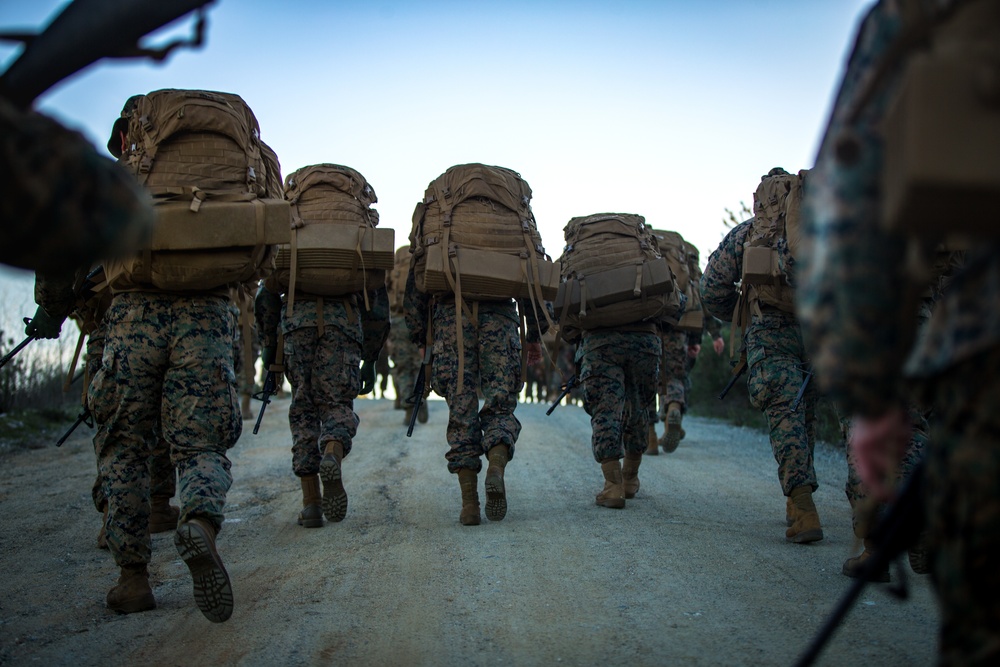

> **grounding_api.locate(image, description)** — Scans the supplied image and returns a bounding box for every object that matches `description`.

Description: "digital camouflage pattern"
[389,314,421,405]
[797,1,1000,662]
[701,220,818,496]
[404,271,533,474]
[0,98,153,273]
[578,329,660,462]
[86,324,176,514]
[90,292,240,568]
[656,327,688,419]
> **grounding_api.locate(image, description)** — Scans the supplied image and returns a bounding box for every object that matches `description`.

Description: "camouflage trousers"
[841,406,927,539]
[915,347,1000,666]
[283,325,361,476]
[90,292,240,568]
[86,330,175,513]
[580,330,660,462]
[389,315,421,405]
[430,300,522,474]
[654,328,688,422]
[745,315,818,496]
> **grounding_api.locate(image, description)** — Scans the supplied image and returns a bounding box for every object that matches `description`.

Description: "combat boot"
[484,445,509,521]
[149,495,180,533]
[908,530,931,575]
[174,517,234,623]
[403,406,414,425]
[596,460,626,509]
[785,497,796,527]
[842,538,890,582]
[319,441,348,522]
[645,424,659,456]
[298,474,323,528]
[458,469,481,526]
[97,503,109,550]
[417,401,429,424]
[660,402,683,453]
[785,486,824,543]
[240,392,252,420]
[621,451,642,499]
[106,564,156,614]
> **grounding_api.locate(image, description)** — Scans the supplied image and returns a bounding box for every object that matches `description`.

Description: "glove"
[358,359,377,395]
[261,346,277,372]
[25,306,64,339]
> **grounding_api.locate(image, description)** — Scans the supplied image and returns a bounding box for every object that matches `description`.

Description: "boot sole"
[174,521,234,623]
[319,455,348,522]
[484,469,507,521]
[596,498,626,509]
[786,529,824,544]
[842,559,890,582]
[297,507,324,529]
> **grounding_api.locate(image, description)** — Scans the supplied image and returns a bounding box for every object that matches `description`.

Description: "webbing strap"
[632,262,643,297]
[288,225,300,316]
[64,329,86,393]
[356,226,371,311]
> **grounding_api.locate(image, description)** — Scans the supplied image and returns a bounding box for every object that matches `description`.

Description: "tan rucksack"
[650,229,705,333]
[733,169,806,333]
[388,246,411,313]
[409,163,559,304]
[556,213,680,338]
[105,88,289,292]
[266,164,394,313]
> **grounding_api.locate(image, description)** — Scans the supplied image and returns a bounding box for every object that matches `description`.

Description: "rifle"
[252,369,278,435]
[0,318,36,371]
[546,375,579,416]
[55,407,94,447]
[0,0,214,109]
[790,365,813,413]
[406,347,432,438]
[718,354,747,400]
[793,458,926,667]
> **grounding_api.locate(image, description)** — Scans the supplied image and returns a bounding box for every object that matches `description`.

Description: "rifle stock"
[718,356,747,400]
[546,375,578,416]
[406,347,432,437]
[252,369,278,435]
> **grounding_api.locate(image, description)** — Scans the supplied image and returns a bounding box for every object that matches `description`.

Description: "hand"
[359,359,377,395]
[526,342,542,367]
[713,337,725,356]
[686,344,701,359]
[261,346,277,371]
[25,306,64,339]
[851,408,911,502]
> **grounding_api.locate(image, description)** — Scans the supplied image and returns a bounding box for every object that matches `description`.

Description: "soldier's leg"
[478,314,521,521]
[582,346,627,508]
[162,297,239,624]
[148,423,179,533]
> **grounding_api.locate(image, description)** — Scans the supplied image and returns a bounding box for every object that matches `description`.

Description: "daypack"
[556,213,680,338]
[105,88,289,292]
[267,164,394,313]
[650,229,703,333]
[409,163,559,305]
[388,246,411,313]
[734,169,806,331]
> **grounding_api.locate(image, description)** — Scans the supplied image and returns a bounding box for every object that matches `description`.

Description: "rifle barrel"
[0,335,33,370]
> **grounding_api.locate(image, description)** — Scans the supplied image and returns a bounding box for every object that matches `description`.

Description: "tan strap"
[356,226,371,311]
[64,328,86,393]
[288,225,299,316]
[632,261,643,297]
[519,308,528,384]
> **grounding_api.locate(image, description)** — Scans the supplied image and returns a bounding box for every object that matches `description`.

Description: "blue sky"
[0,0,873,327]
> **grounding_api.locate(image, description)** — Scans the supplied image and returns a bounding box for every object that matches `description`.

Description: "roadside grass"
[0,327,84,455]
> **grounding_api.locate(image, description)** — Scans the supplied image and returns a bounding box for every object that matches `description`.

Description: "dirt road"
[0,396,938,666]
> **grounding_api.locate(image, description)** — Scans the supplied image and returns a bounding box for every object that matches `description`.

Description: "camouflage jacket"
[402,269,550,348]
[797,0,999,417]
[255,285,390,362]
[699,220,750,324]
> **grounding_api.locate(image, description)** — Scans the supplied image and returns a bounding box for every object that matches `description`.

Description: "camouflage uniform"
[701,220,819,496]
[656,327,689,420]
[404,271,543,474]
[389,313,422,406]
[798,1,1000,661]
[0,98,153,273]
[255,287,389,477]
[90,291,241,568]
[580,328,661,462]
